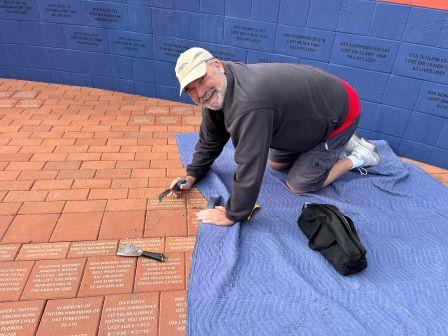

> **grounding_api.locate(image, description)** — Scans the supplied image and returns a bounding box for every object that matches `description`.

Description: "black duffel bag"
[298,203,367,276]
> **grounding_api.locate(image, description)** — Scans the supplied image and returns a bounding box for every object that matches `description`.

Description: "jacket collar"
[221,62,234,112]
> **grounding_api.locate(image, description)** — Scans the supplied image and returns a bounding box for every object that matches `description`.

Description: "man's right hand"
[168,176,196,197]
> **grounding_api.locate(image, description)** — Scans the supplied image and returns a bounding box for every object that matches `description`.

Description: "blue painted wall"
[0,0,447,168]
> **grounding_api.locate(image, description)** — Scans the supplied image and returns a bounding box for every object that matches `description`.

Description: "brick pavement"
[0,78,447,335]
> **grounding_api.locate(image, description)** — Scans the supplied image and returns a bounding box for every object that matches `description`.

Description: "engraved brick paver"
[165,236,196,252]
[134,253,185,292]
[67,240,118,258]
[78,256,136,297]
[21,259,86,300]
[97,293,159,336]
[187,209,200,236]
[186,193,208,210]
[16,242,70,260]
[0,261,34,301]
[0,300,45,336]
[0,79,446,336]
[0,243,21,261]
[148,198,186,210]
[36,297,103,336]
[159,290,187,336]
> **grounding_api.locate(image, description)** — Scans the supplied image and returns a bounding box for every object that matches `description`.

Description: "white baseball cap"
[175,47,214,95]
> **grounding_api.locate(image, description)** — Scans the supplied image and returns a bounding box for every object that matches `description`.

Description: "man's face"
[185,61,227,111]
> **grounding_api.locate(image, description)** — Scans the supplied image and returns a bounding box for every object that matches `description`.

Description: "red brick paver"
[16,241,70,260]
[134,253,185,293]
[67,240,118,258]
[51,212,103,242]
[78,256,136,297]
[0,78,446,335]
[0,243,20,261]
[98,293,159,336]
[36,296,102,336]
[2,214,59,243]
[99,211,145,239]
[159,290,187,336]
[21,259,86,300]
[0,300,45,336]
[0,261,34,301]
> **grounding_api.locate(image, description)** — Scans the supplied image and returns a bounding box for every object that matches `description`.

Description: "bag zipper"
[318,204,366,254]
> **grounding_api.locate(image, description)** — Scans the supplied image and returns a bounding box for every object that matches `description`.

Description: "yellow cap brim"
[179,61,207,95]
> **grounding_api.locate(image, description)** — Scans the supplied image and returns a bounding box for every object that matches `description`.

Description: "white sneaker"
[345,134,376,154]
[346,135,380,169]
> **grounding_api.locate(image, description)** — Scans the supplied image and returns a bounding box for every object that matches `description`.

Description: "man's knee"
[286,180,306,194]
[267,159,292,170]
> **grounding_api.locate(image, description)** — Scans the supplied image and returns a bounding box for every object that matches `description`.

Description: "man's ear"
[213,59,225,74]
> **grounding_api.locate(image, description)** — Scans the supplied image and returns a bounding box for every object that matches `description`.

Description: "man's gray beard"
[204,74,227,111]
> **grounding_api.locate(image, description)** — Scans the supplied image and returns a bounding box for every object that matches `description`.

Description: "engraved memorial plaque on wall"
[247,50,300,64]
[415,82,448,118]
[109,30,153,59]
[154,37,246,63]
[64,25,109,52]
[0,0,39,20]
[224,17,276,52]
[39,0,83,24]
[275,25,334,62]
[83,1,129,30]
[394,43,448,85]
[331,33,399,72]
[199,43,247,62]
[154,36,195,62]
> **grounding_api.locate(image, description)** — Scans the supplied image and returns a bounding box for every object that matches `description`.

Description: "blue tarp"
[176,133,448,336]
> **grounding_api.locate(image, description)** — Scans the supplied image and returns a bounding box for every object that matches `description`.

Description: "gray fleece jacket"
[186,62,348,222]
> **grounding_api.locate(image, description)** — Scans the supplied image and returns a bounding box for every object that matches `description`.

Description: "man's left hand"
[196,206,235,226]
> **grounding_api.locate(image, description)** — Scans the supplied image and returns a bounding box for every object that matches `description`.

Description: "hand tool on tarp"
[117,244,165,262]
[158,178,187,202]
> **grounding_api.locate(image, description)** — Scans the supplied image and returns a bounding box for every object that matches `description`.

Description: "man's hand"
[196,206,235,226]
[168,176,196,197]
